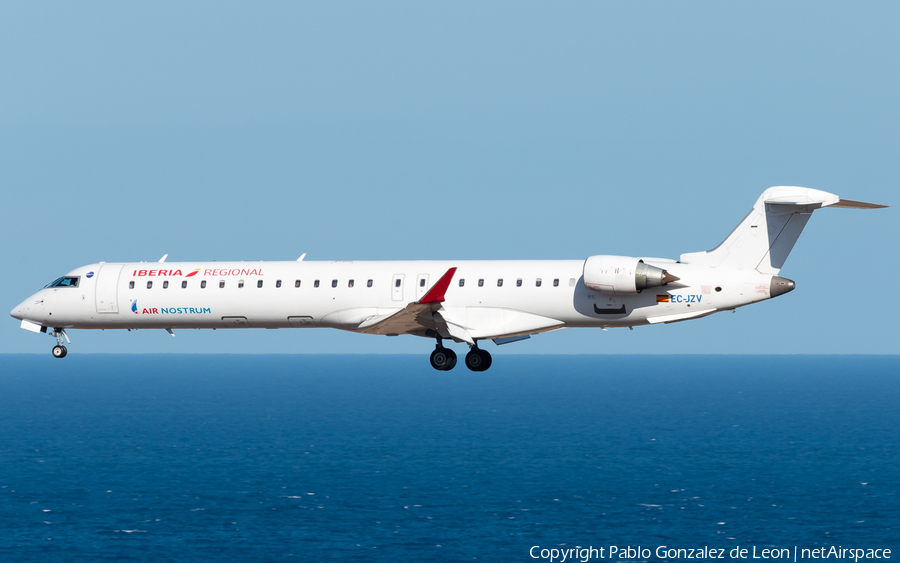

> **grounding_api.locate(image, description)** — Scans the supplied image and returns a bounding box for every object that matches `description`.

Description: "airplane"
[10,186,886,371]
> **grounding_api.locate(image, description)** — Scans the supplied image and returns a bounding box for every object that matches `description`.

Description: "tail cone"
[770,276,796,298]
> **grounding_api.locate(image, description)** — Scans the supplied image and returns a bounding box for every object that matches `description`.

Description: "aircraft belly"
[464,307,563,340]
[319,308,380,329]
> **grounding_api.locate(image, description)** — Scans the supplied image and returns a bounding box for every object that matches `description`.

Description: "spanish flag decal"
[656,295,670,303]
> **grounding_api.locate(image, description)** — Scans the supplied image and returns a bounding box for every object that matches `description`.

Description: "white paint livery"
[10,187,886,370]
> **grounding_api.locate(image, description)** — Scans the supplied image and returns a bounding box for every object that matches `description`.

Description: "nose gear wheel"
[49,328,70,358]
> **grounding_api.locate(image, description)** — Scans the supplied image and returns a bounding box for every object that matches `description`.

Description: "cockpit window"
[45,276,79,288]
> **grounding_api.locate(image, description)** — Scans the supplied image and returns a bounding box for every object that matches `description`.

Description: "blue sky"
[1,2,896,355]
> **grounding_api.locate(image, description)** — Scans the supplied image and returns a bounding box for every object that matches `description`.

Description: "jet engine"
[583,255,678,294]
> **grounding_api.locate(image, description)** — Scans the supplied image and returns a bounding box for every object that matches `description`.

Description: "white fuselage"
[11,259,776,340]
[11,186,884,366]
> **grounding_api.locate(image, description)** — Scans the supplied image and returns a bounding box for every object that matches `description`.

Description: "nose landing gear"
[49,328,70,359]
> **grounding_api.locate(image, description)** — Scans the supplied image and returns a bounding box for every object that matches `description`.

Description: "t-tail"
[680,187,887,281]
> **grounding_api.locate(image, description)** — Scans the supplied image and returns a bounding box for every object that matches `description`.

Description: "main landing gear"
[430,341,457,371]
[464,346,492,372]
[428,337,492,372]
[50,328,69,358]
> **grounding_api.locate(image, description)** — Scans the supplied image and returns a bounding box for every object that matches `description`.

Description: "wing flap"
[357,302,436,335]
[433,310,474,344]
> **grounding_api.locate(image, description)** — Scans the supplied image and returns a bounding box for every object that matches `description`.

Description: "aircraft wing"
[356,301,440,335]
[357,268,457,335]
[356,266,564,343]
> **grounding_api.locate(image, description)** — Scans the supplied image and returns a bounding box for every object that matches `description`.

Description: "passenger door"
[95,263,124,313]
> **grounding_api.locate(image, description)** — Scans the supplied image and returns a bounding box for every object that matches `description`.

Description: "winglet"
[418,267,457,304]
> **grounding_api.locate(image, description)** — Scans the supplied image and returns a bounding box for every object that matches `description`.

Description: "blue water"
[0,355,897,562]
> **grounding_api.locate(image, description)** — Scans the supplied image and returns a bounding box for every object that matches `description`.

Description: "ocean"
[0,355,896,562]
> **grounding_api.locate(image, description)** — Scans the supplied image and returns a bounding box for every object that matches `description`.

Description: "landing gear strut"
[465,345,492,372]
[429,338,457,371]
[50,328,69,359]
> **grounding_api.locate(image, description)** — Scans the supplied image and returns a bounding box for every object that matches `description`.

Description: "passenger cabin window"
[257,280,263,288]
[497,279,503,287]
[295,280,301,288]
[314,280,320,288]
[181,281,187,289]
[129,281,135,289]
[395,279,401,288]
[553,278,560,287]
[219,280,226,289]
[536,278,542,287]
[367,279,373,287]
[276,280,282,288]
[331,279,337,288]
[516,278,522,287]
[348,279,354,288]
[569,278,576,287]
[478,279,484,287]
[147,281,152,289]
[201,280,207,289]
[459,279,465,287]
[238,280,244,288]
[46,277,80,288]
[163,281,169,289]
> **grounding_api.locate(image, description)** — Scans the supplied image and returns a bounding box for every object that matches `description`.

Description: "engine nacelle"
[583,255,676,294]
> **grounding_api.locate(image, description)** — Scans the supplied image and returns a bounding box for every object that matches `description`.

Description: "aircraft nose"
[10,301,26,320]
[10,293,40,321]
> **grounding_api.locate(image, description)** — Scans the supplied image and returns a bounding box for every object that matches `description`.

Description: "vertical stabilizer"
[680,186,885,274]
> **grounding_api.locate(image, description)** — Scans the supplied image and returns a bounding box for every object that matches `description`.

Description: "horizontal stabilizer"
[828,199,888,209]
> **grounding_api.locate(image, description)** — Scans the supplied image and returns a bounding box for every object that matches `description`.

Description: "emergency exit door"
[416,274,430,300]
[391,274,405,302]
